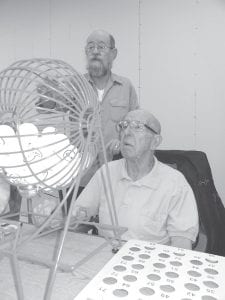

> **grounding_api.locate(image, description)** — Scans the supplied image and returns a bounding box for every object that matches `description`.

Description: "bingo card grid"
[74,239,225,300]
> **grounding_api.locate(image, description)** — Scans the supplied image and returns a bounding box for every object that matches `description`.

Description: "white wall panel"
[194,0,225,201]
[141,0,197,149]
[140,0,225,203]
[0,0,51,66]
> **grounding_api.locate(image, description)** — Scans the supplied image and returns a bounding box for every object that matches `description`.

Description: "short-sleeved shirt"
[81,73,139,186]
[74,157,199,244]
[84,73,139,144]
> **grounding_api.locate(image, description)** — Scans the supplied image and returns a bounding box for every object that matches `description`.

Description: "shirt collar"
[85,72,123,86]
[110,73,123,84]
[120,156,161,189]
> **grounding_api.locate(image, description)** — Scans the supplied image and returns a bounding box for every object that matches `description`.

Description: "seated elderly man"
[73,109,199,249]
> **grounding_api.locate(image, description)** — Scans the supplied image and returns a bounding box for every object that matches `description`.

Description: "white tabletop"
[0,226,114,300]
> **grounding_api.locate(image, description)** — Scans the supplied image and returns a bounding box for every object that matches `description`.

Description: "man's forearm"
[170,236,192,250]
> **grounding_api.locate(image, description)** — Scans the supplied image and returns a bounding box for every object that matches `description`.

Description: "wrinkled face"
[85,31,116,77]
[120,111,160,160]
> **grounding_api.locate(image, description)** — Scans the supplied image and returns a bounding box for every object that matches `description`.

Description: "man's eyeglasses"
[85,42,113,53]
[116,120,158,134]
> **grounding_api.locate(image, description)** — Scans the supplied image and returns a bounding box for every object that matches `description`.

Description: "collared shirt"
[80,73,139,187]
[84,73,139,145]
[74,157,199,244]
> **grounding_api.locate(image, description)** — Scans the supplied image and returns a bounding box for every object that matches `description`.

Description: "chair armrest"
[193,229,207,252]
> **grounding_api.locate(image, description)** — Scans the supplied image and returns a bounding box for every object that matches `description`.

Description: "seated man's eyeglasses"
[85,42,113,53]
[116,120,158,134]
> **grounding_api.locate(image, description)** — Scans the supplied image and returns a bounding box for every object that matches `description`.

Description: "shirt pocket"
[139,212,165,234]
[109,98,128,122]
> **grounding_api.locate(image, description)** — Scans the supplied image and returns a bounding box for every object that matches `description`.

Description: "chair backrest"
[155,150,225,256]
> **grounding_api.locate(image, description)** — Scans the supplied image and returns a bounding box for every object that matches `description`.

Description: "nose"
[92,45,100,54]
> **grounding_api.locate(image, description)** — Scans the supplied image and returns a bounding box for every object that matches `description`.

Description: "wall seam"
[138,0,142,103]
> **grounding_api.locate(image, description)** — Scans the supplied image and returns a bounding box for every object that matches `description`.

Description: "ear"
[150,134,162,150]
[111,48,117,61]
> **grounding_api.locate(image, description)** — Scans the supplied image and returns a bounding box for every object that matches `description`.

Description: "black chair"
[155,150,225,256]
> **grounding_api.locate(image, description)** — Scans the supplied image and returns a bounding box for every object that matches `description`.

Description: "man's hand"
[72,206,90,221]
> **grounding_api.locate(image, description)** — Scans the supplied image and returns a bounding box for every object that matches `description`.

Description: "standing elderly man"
[81,29,139,187]
[73,109,199,250]
[27,30,138,219]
